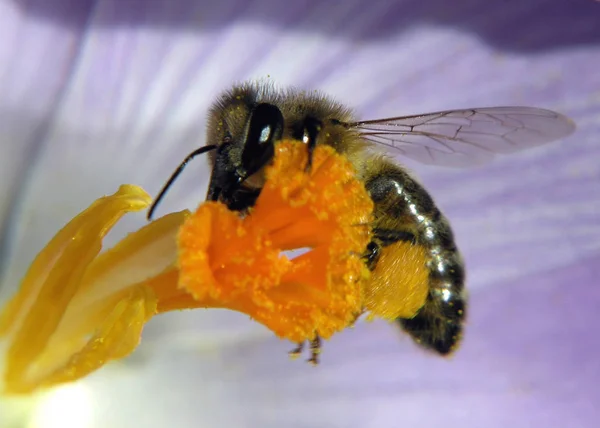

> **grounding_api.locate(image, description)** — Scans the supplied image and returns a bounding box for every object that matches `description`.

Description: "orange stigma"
[175,140,374,343]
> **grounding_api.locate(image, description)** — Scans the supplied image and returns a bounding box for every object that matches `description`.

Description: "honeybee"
[148,82,575,363]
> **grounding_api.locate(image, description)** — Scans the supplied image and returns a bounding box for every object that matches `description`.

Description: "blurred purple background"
[0,1,599,427]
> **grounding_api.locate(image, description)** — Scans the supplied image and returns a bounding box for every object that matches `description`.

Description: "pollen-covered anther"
[177,140,374,343]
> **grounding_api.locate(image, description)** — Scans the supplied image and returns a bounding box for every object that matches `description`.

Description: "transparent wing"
[351,107,575,167]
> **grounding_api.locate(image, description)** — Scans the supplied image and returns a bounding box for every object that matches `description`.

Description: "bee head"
[206,103,284,203]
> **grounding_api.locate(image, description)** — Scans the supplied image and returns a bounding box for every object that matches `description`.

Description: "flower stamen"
[177,140,374,346]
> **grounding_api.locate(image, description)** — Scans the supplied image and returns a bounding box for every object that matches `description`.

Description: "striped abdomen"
[363,159,466,355]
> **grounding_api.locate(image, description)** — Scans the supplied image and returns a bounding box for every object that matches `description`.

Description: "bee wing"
[351,107,575,167]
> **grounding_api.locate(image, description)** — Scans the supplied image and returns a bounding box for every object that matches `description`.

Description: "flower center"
[176,140,374,343]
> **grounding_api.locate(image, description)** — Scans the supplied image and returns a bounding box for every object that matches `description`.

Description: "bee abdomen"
[401,242,466,355]
[364,162,466,355]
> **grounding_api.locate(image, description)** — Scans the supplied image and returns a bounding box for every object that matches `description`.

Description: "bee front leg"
[299,116,322,173]
[304,134,317,172]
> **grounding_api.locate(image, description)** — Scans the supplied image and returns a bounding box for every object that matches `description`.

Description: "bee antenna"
[147,144,218,221]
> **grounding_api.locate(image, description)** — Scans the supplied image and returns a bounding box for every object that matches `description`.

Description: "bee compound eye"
[242,103,284,175]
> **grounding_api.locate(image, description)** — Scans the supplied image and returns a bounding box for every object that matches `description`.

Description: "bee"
[147,82,575,363]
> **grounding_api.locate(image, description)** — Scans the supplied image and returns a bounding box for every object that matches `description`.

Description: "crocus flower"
[1,0,599,427]
[1,139,389,394]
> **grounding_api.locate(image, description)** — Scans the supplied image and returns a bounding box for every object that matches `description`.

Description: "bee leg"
[307,335,322,366]
[348,308,366,328]
[304,133,317,173]
[363,241,381,270]
[298,116,322,173]
[288,336,322,364]
[288,341,304,360]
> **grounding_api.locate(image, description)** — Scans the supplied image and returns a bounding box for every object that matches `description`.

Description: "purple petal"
[0,0,599,427]
[0,0,95,249]
[82,256,599,428]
